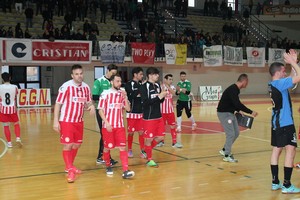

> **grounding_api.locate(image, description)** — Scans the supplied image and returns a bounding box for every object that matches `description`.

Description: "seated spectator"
[0,26,7,37]
[24,28,32,38]
[118,32,124,42]
[73,29,86,40]
[110,32,118,42]
[54,28,60,39]
[7,27,14,38]
[60,26,71,40]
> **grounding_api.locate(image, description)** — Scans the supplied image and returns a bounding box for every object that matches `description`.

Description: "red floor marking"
[165,121,247,135]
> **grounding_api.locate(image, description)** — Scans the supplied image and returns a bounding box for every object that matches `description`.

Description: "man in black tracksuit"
[140,67,167,167]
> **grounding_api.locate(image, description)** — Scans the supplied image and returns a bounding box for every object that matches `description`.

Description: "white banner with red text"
[17,88,51,107]
[131,42,155,64]
[246,47,265,67]
[1,39,92,64]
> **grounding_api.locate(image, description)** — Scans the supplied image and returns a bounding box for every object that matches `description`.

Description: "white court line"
[198,183,209,186]
[110,195,126,199]
[139,191,151,194]
[171,187,181,190]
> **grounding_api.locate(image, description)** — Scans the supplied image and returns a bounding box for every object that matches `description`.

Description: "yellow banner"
[175,44,187,65]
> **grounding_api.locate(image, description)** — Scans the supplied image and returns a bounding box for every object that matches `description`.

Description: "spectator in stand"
[7,27,13,38]
[15,0,23,14]
[118,32,124,42]
[284,0,290,5]
[125,9,133,29]
[110,32,118,42]
[248,0,253,14]
[24,28,32,38]
[256,2,262,16]
[15,23,24,38]
[142,33,149,42]
[64,12,74,30]
[213,0,219,16]
[118,0,125,21]
[42,6,51,30]
[174,0,181,17]
[100,0,108,24]
[220,0,227,20]
[203,0,208,16]
[25,6,34,29]
[182,0,188,17]
[227,4,233,20]
[46,19,54,32]
[54,28,60,39]
[89,31,98,54]
[90,21,99,35]
[0,26,6,37]
[57,0,64,17]
[111,0,118,20]
[139,18,147,38]
[35,0,43,16]
[83,20,91,35]
[74,29,86,40]
[60,25,71,40]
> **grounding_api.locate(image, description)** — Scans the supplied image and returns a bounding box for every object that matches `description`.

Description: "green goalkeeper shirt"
[92,76,111,104]
[177,80,191,101]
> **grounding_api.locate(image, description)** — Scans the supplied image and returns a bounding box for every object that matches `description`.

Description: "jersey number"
[5,93,10,105]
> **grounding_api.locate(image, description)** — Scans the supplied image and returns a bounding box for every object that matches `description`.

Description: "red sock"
[14,123,21,138]
[145,145,152,161]
[128,134,133,150]
[4,126,11,142]
[171,128,177,144]
[151,140,158,148]
[63,150,73,170]
[120,150,128,171]
[103,151,111,167]
[139,134,145,150]
[71,148,78,166]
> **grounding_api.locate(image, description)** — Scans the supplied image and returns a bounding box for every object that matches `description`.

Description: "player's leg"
[176,100,183,132]
[185,101,197,130]
[3,122,12,148]
[116,128,135,179]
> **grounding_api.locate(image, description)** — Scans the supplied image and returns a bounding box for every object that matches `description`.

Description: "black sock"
[283,167,293,187]
[270,165,279,184]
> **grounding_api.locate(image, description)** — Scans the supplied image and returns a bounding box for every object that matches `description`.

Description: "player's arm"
[284,49,300,84]
[53,103,62,133]
[92,79,101,101]
[85,101,95,115]
[99,108,112,132]
[185,82,191,95]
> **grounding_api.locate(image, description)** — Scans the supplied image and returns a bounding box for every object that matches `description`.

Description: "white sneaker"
[219,150,225,156]
[7,142,12,148]
[192,123,197,130]
[223,155,238,163]
[16,137,23,147]
[176,127,181,132]
[172,142,183,148]
[156,141,164,147]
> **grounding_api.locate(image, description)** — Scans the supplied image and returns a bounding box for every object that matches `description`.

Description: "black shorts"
[271,125,297,147]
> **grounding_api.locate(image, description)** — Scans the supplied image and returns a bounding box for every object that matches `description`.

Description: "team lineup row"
[1,50,300,192]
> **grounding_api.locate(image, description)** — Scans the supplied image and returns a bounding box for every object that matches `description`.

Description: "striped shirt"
[161,84,175,114]
[0,83,18,114]
[56,80,92,123]
[98,88,126,128]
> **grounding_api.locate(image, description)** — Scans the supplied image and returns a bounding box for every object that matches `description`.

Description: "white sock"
[189,115,195,124]
[177,117,182,128]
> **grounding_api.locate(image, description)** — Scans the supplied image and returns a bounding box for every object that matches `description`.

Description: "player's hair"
[132,67,143,76]
[180,71,186,76]
[237,74,248,82]
[146,67,159,77]
[1,72,10,82]
[269,62,284,76]
[71,64,82,72]
[110,73,121,81]
[107,64,118,71]
[164,74,173,79]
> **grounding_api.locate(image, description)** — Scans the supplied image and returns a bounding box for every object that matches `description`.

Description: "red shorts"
[102,127,126,149]
[143,118,165,139]
[127,118,143,132]
[0,113,19,123]
[162,113,176,126]
[60,121,83,144]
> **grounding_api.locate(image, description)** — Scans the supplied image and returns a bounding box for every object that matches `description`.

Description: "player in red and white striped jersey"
[159,74,183,148]
[0,72,21,148]
[53,65,95,183]
[98,74,135,179]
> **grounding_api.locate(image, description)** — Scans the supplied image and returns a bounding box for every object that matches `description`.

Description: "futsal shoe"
[140,150,147,159]
[65,167,82,174]
[223,155,238,163]
[192,123,197,131]
[282,185,300,194]
[67,168,76,183]
[122,170,135,179]
[128,150,133,158]
[146,160,159,168]
[7,142,12,148]
[16,138,23,147]
[294,162,300,168]
[271,182,282,191]
[172,142,183,148]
